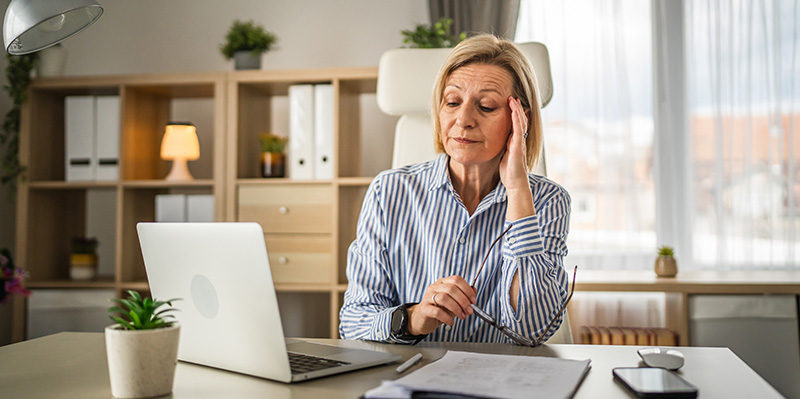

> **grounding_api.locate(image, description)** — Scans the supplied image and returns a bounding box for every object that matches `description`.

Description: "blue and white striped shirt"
[339,154,571,344]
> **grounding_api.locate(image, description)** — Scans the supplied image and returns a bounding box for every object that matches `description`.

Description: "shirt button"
[445,325,452,331]
[508,237,517,244]
[459,238,466,244]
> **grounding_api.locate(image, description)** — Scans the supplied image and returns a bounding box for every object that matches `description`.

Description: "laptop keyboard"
[288,352,351,374]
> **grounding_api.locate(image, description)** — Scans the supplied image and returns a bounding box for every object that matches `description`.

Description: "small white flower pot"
[105,324,180,398]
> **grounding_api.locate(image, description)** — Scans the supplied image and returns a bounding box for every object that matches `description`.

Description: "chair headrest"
[377,42,552,116]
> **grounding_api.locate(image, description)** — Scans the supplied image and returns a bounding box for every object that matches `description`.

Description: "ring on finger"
[432,293,438,306]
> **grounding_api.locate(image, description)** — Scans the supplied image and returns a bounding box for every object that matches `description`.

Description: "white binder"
[186,195,215,222]
[313,84,335,179]
[65,96,95,181]
[94,96,120,181]
[155,194,186,222]
[288,84,315,179]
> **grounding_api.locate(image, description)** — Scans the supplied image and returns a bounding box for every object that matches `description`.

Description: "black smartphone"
[613,367,698,398]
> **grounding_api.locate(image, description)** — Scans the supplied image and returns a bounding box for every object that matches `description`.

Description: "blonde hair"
[431,34,543,171]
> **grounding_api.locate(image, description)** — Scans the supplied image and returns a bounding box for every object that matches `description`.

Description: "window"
[517,0,656,269]
[517,0,800,270]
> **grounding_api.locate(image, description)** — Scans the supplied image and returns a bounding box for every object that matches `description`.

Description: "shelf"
[121,179,215,188]
[27,280,116,289]
[28,181,118,189]
[16,68,380,342]
[236,178,334,185]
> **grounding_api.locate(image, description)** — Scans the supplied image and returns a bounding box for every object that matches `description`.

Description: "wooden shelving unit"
[12,67,397,342]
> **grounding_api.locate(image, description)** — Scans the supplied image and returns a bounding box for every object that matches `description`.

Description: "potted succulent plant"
[401,17,467,48]
[70,237,99,281]
[260,133,288,178]
[220,19,278,70]
[654,245,678,277]
[106,290,180,399]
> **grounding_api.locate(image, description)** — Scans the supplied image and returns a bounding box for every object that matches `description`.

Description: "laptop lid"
[137,222,400,383]
[138,222,294,382]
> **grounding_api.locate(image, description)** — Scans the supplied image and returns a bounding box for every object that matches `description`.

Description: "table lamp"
[160,122,200,181]
[3,0,103,55]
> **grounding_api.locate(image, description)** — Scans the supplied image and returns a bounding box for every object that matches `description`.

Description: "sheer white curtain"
[517,0,656,270]
[517,1,664,341]
[686,0,800,270]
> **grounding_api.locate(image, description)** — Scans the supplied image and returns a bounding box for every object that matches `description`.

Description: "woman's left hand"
[499,97,530,191]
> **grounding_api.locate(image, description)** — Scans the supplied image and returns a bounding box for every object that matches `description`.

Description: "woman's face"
[439,63,515,168]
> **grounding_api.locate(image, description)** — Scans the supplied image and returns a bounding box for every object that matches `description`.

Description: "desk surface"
[0,332,782,399]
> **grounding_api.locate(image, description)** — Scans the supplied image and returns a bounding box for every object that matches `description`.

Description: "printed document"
[365,350,591,399]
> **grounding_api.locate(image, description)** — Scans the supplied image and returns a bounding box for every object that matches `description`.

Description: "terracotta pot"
[70,253,97,280]
[105,324,180,398]
[654,256,678,277]
[261,152,285,178]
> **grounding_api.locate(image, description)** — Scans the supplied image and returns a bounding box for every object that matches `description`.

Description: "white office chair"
[376,42,574,344]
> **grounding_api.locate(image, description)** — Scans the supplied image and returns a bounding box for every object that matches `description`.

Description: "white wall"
[0,0,428,251]
[64,0,427,74]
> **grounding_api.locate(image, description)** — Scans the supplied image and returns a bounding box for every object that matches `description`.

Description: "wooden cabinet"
[12,67,397,342]
[226,68,396,338]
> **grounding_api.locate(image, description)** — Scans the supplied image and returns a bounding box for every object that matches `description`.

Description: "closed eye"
[479,106,496,112]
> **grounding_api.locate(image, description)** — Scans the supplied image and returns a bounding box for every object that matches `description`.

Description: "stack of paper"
[365,351,591,399]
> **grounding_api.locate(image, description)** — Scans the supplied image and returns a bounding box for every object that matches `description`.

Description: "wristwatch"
[390,303,426,344]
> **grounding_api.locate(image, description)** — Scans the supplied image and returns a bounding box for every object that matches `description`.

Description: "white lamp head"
[3,0,103,55]
[160,122,200,181]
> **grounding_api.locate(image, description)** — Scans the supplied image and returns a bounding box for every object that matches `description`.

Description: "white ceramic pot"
[105,324,180,398]
[37,44,66,77]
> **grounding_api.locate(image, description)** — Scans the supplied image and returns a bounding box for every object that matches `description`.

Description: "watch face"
[390,307,404,334]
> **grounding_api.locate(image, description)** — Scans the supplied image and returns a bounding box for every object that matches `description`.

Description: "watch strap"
[393,303,427,344]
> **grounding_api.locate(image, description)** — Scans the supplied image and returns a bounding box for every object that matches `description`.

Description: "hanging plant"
[1,53,37,201]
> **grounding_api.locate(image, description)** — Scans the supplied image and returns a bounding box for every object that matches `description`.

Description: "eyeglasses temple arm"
[470,223,513,287]
[535,265,578,346]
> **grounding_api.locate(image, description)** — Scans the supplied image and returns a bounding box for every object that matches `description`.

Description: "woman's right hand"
[406,275,477,336]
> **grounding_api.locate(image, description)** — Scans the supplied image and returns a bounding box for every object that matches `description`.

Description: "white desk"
[0,332,783,398]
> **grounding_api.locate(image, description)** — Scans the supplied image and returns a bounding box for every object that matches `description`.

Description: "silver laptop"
[137,222,400,383]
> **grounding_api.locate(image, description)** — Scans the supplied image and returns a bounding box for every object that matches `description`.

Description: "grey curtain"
[429,0,521,40]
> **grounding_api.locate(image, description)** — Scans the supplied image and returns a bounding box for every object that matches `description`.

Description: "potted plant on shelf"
[70,237,99,281]
[401,17,466,48]
[220,19,278,70]
[106,290,181,399]
[655,245,678,277]
[260,133,288,178]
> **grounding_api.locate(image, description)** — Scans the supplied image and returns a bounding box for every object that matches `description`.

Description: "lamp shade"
[3,0,103,55]
[160,123,200,160]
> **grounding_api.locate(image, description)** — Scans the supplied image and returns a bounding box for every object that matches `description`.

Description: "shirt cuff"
[502,216,545,259]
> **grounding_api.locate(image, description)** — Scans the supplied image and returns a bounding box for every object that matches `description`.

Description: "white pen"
[395,352,423,374]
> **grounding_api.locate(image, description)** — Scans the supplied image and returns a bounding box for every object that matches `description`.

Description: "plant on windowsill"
[106,290,181,398]
[220,19,278,70]
[401,17,467,48]
[69,237,99,281]
[655,245,678,277]
[259,133,288,178]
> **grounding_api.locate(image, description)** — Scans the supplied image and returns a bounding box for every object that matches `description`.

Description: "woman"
[339,34,571,345]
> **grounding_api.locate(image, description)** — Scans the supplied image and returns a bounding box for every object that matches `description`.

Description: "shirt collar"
[427,154,509,205]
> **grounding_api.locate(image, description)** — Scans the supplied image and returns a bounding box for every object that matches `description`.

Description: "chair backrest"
[377,42,553,172]
[547,312,574,344]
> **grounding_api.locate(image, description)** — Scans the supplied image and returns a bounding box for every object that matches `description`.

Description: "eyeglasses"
[469,224,577,347]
